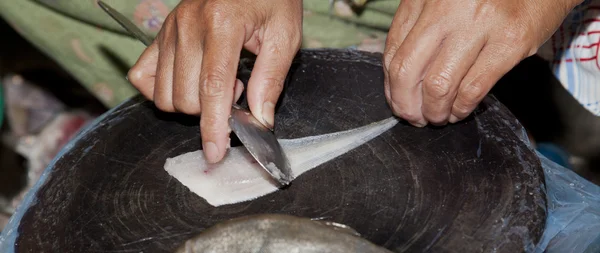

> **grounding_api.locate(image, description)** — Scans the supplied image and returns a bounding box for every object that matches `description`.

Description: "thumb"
[246,30,301,129]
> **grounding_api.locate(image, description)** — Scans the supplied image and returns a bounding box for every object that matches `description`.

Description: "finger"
[234,79,244,103]
[172,23,203,115]
[128,39,159,100]
[383,0,424,101]
[386,16,444,127]
[199,26,245,164]
[154,30,177,112]
[246,27,301,129]
[421,35,486,125]
[449,44,525,123]
[383,0,424,70]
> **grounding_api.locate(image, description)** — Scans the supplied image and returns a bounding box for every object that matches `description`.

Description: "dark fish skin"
[174,214,393,253]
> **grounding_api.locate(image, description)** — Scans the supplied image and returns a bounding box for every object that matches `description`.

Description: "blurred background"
[0,17,107,229]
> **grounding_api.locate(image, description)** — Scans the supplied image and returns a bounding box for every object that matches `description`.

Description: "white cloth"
[537,0,600,116]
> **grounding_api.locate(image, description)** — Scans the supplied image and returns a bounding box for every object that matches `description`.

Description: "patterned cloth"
[0,0,598,117]
[538,0,600,116]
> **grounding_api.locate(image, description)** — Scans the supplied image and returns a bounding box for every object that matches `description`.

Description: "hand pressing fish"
[173,214,393,253]
[164,117,399,206]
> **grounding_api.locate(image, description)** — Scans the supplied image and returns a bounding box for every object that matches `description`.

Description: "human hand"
[383,0,581,127]
[127,0,303,163]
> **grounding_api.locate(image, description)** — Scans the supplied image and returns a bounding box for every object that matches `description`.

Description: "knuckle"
[200,74,227,99]
[424,72,453,98]
[126,65,144,87]
[388,58,410,82]
[461,81,485,103]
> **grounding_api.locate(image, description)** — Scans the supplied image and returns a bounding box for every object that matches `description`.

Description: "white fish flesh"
[164,117,399,207]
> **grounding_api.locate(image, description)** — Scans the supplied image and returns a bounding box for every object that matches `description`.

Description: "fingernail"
[262,102,275,129]
[203,142,220,163]
[226,138,231,149]
[449,115,459,124]
[413,121,427,128]
[234,79,244,103]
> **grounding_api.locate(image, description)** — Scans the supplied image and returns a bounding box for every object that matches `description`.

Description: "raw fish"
[164,117,399,206]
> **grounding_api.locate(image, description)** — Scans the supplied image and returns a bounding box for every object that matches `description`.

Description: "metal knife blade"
[230,104,293,184]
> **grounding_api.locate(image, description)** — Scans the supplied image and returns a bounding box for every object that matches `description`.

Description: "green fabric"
[0,0,143,108]
[0,0,399,108]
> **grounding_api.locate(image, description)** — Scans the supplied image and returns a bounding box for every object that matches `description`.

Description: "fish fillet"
[164,117,399,206]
